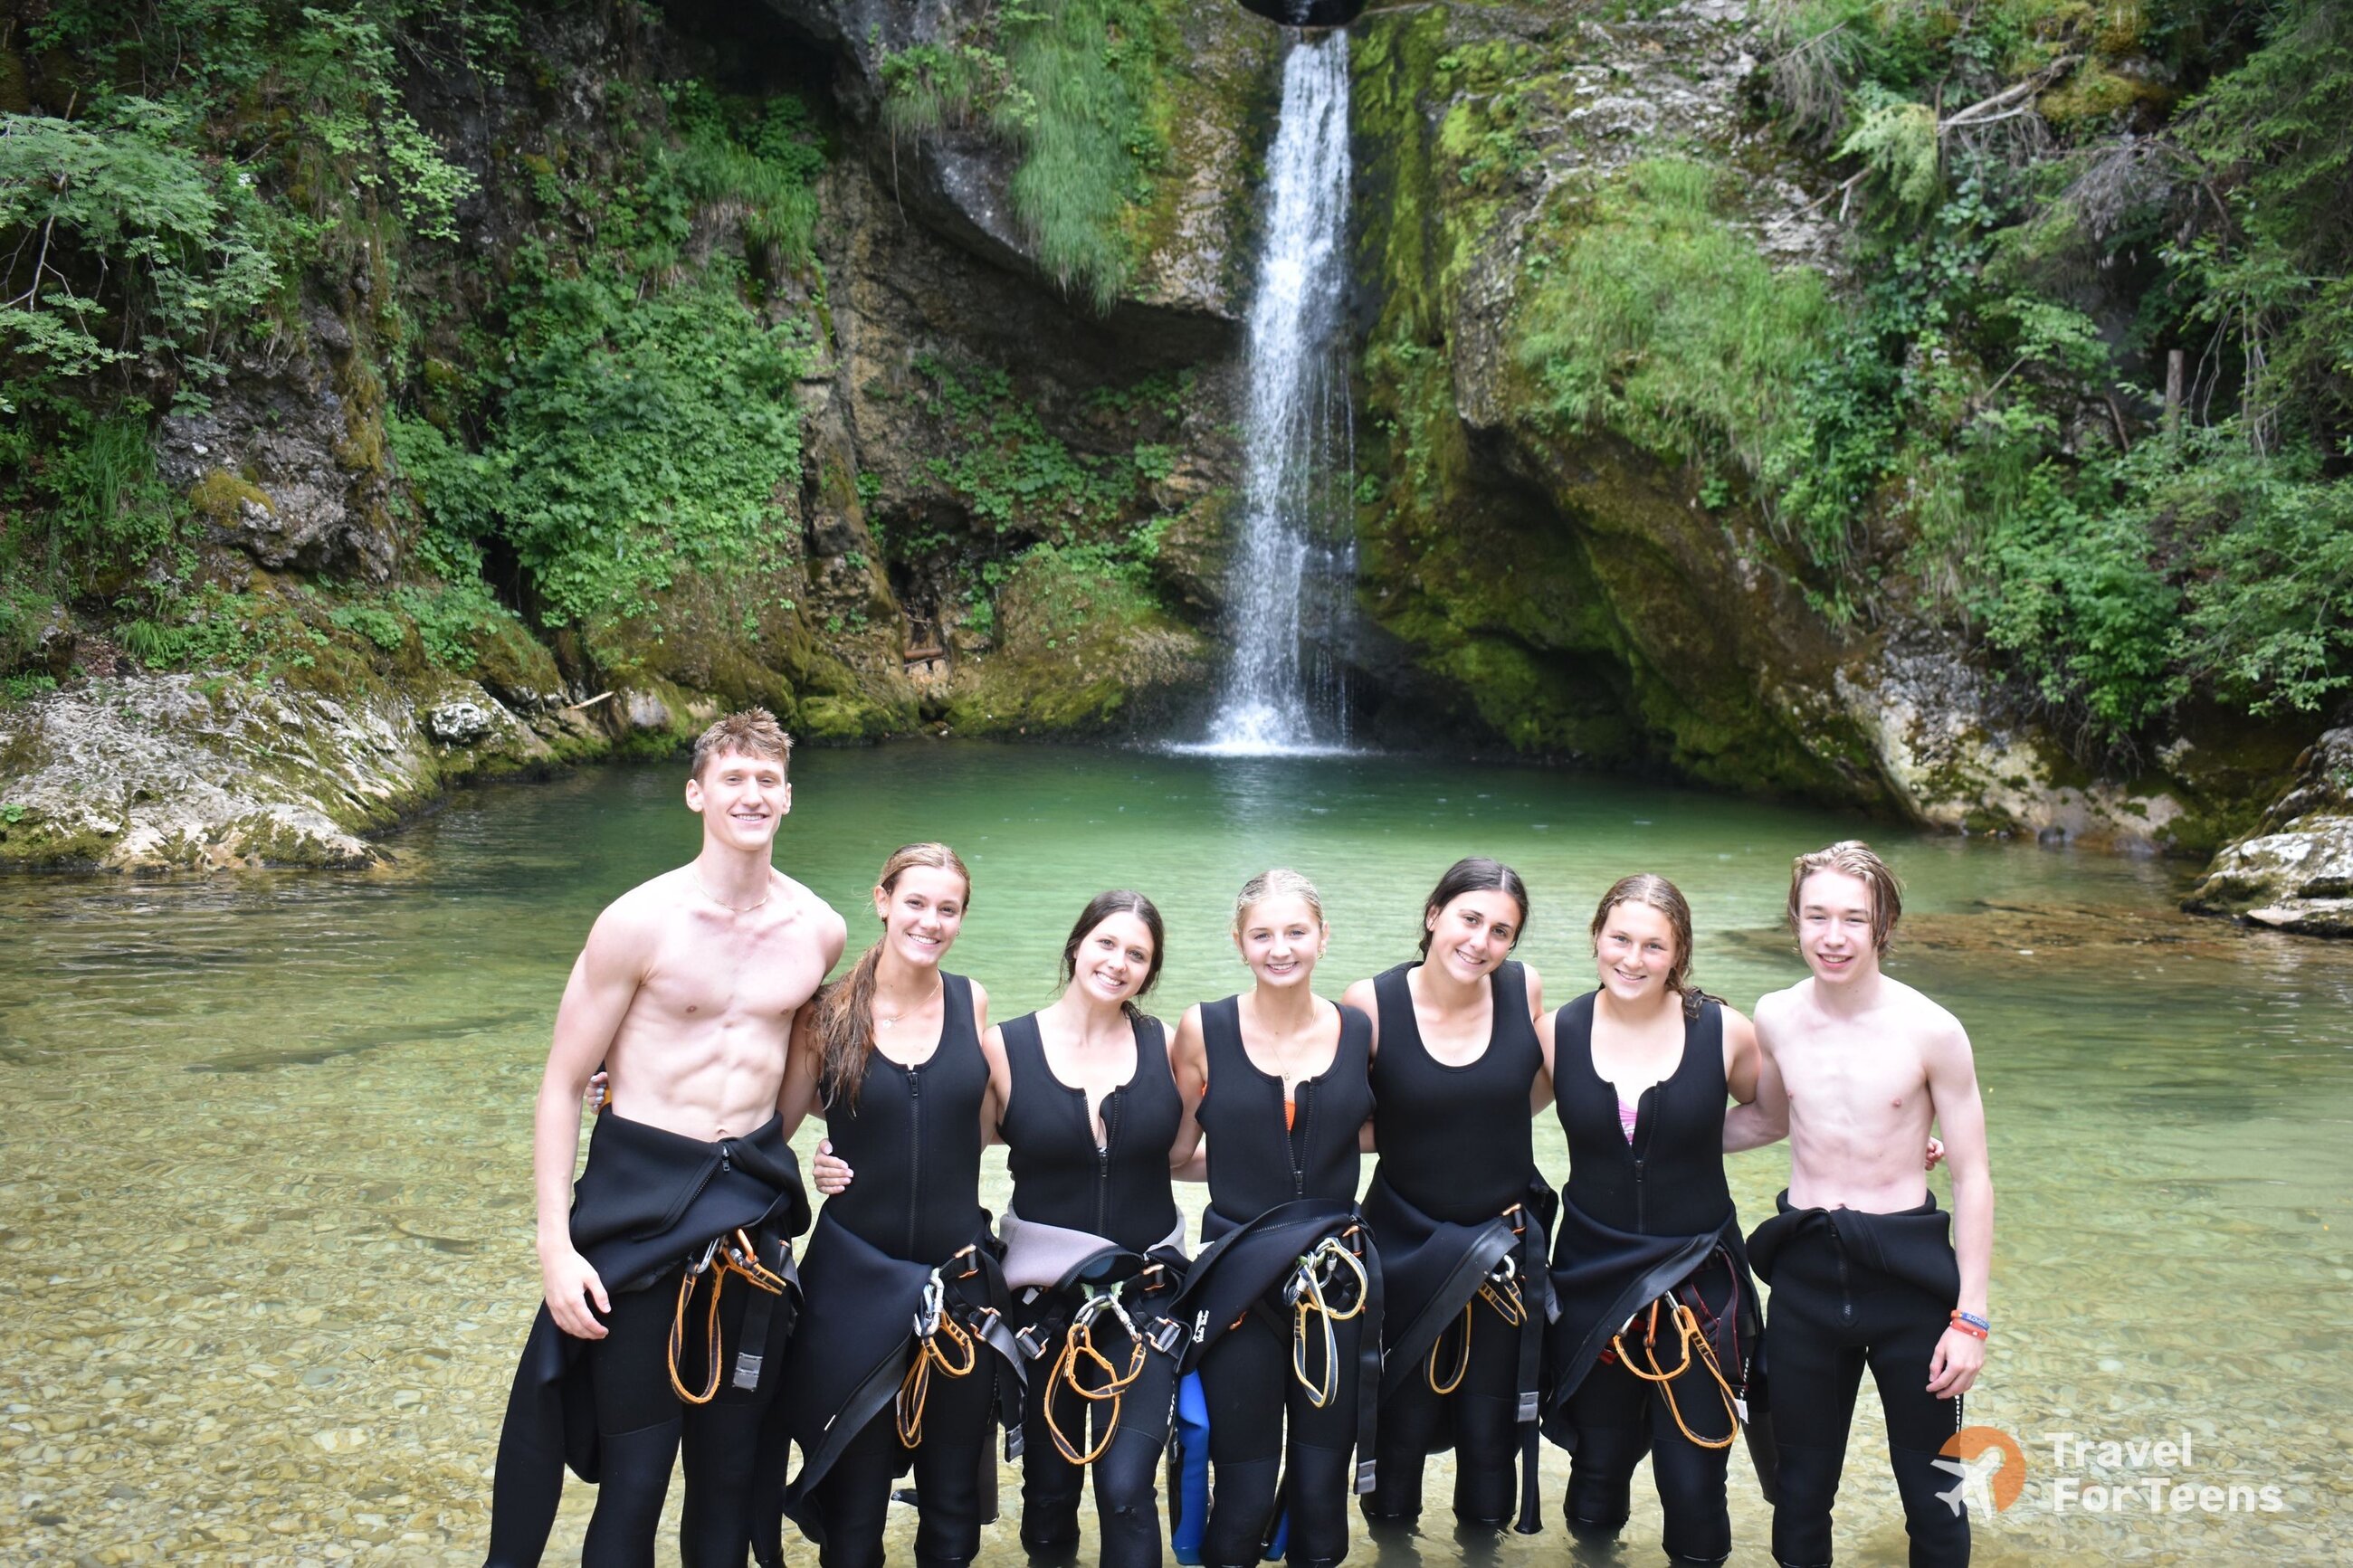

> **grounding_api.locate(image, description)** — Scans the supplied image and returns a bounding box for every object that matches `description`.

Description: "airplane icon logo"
[1935,1426,2025,1514]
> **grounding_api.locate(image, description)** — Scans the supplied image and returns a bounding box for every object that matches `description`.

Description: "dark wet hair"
[1060,889,1167,1019]
[1417,857,1529,957]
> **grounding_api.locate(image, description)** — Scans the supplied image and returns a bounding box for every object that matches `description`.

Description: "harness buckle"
[1146,1316,1187,1357]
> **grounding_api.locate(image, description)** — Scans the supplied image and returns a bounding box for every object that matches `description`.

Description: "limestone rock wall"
[1345,0,2310,859]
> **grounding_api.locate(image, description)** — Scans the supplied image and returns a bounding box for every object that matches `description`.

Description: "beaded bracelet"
[1949,1309,1990,1339]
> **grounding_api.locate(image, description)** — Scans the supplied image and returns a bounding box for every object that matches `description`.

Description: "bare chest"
[1780,1031,1928,1131]
[638,916,827,1029]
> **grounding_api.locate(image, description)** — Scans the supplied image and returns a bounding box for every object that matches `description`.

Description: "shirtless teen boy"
[1727,841,1995,1568]
[484,709,846,1568]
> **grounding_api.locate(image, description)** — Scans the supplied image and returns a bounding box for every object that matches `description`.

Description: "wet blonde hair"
[814,842,971,1108]
[691,708,794,780]
[1786,841,1903,954]
[1233,867,1326,931]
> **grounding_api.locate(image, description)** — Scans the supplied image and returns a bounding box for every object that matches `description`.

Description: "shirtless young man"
[1725,841,1993,1568]
[484,709,847,1568]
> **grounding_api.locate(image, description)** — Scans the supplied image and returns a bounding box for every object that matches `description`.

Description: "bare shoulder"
[591,869,686,948]
[1338,976,1377,1012]
[774,872,848,955]
[1886,977,1971,1055]
[1719,1002,1758,1048]
[1749,982,1806,1042]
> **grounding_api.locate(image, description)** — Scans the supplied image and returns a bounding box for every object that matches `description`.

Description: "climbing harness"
[896,1247,985,1447]
[1284,1231,1369,1408]
[1427,1237,1531,1396]
[1609,1296,1741,1449]
[668,1228,791,1405]
[1043,1285,1153,1465]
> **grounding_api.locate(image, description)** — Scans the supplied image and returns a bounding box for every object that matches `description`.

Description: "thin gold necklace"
[693,873,771,913]
[876,976,943,1029]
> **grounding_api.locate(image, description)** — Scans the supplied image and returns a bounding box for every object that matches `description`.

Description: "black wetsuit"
[1360,960,1551,1530]
[1190,995,1377,1568]
[784,973,1003,1568]
[1547,992,1760,1566]
[484,1110,809,1568]
[1000,1010,1186,1567]
[1748,1194,1969,1568]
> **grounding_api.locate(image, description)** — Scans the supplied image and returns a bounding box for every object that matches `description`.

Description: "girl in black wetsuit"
[814,890,1195,1568]
[1340,857,1557,1535]
[1539,874,1764,1567]
[996,890,1195,1567]
[772,843,1010,1568]
[1167,869,1377,1568]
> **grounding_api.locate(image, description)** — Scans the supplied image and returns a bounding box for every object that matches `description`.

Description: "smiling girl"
[768,843,1015,1568]
[1166,870,1377,1568]
[1342,857,1558,1535]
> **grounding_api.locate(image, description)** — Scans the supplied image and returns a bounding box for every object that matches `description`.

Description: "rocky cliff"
[1,0,2344,909]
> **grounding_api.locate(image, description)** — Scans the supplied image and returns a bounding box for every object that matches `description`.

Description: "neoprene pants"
[1196,1304,1364,1567]
[1561,1346,1736,1563]
[803,1360,995,1568]
[1762,1229,1967,1568]
[1019,1308,1180,1568]
[481,1263,790,1568]
[1363,1290,1521,1528]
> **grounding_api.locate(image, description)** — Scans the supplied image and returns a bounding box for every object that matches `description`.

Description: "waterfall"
[1193,30,1356,755]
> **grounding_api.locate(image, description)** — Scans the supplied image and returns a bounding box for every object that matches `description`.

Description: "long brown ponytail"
[814,841,971,1109]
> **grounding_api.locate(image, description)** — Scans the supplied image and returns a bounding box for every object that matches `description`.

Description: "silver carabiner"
[915,1272,947,1339]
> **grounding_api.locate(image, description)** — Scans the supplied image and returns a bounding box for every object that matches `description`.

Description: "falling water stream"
[1195,30,1358,755]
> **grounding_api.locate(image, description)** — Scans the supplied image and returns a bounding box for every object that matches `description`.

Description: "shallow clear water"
[2,741,2348,1564]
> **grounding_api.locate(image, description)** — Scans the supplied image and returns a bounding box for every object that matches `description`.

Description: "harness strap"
[668,1229,791,1405]
[1609,1297,1741,1450]
[897,1248,986,1447]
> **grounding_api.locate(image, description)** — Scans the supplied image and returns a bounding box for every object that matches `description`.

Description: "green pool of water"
[3,742,2348,1563]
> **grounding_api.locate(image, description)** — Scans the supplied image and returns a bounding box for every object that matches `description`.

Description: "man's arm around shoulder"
[535,894,657,1339]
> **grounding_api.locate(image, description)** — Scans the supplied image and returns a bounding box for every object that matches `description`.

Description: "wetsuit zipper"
[1291,1084,1310,1198]
[906,1066,922,1259]
[1095,1089,1120,1239]
[1829,1216,1853,1324]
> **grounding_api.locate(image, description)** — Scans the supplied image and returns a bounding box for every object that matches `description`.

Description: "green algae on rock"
[2185,728,2353,937]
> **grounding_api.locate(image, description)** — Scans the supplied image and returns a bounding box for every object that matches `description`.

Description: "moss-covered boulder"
[2185,728,2353,936]
[942,545,1210,735]
[0,672,585,871]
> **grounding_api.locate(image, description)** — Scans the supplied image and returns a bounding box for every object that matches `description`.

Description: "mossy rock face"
[2184,727,2353,936]
[0,670,609,873]
[1347,2,1883,802]
[941,547,1210,736]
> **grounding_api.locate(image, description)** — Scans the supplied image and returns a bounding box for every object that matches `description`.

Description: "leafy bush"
[1517,157,1836,499]
[0,100,277,395]
[395,259,815,631]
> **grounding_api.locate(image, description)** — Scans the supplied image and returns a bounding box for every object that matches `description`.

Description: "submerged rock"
[2185,728,2353,937]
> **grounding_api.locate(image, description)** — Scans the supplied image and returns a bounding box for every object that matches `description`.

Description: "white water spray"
[1192,30,1356,756]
